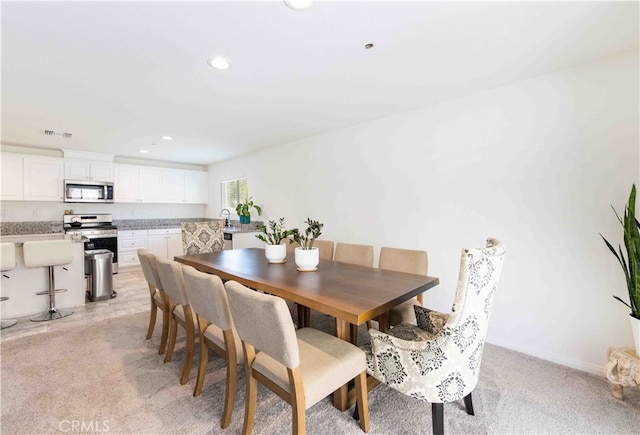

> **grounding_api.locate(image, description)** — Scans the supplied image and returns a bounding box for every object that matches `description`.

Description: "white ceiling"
[2,1,638,166]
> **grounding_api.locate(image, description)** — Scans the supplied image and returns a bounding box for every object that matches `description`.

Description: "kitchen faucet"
[220,209,232,227]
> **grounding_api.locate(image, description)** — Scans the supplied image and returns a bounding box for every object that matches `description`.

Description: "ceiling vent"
[44,129,72,138]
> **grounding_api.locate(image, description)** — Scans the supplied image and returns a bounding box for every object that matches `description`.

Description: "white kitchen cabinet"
[23,157,64,201]
[0,154,24,200]
[161,169,185,203]
[114,165,163,203]
[118,230,148,269]
[161,169,208,204]
[184,170,207,203]
[65,160,114,182]
[147,228,183,260]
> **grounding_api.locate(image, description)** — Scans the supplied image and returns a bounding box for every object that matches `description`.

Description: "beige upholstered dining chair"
[182,266,243,428]
[137,249,170,354]
[181,221,224,255]
[366,238,506,435]
[379,247,428,326]
[226,280,370,435]
[333,243,374,343]
[155,257,198,385]
[334,242,374,267]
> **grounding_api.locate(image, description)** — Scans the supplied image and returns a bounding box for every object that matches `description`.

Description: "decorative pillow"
[181,222,224,255]
[414,305,449,335]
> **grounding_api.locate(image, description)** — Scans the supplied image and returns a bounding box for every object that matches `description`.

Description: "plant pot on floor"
[295,247,319,271]
[239,215,250,224]
[265,244,287,264]
[631,315,640,356]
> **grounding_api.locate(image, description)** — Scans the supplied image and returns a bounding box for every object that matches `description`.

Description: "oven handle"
[83,234,117,240]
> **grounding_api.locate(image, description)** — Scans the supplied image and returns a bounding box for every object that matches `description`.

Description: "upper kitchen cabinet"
[23,157,64,201]
[161,169,207,204]
[64,160,114,182]
[1,154,24,200]
[114,164,163,203]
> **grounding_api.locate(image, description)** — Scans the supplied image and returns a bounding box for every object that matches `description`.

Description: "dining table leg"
[333,318,351,410]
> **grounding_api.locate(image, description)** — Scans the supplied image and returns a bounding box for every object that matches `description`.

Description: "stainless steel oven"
[63,214,118,273]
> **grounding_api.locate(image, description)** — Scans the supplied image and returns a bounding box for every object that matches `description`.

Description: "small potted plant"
[601,184,640,355]
[255,218,297,263]
[235,197,262,224]
[292,218,324,271]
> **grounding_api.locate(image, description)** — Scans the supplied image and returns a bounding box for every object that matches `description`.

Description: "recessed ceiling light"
[207,57,230,70]
[284,0,313,10]
[161,136,173,141]
[139,149,149,154]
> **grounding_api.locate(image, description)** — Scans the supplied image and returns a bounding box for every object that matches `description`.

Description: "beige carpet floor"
[2,304,639,434]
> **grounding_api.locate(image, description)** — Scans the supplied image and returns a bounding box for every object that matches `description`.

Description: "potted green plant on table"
[291,218,324,271]
[601,184,640,355]
[235,197,262,224]
[255,218,297,263]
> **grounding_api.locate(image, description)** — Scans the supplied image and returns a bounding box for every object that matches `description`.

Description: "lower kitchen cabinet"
[118,230,148,269]
[147,228,183,260]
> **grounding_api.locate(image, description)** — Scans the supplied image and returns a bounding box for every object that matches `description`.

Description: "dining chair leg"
[464,392,474,416]
[221,329,238,429]
[289,367,305,435]
[180,308,196,385]
[193,318,209,397]
[146,293,158,340]
[164,313,178,363]
[158,303,170,354]
[354,371,369,432]
[432,403,444,435]
[242,343,257,435]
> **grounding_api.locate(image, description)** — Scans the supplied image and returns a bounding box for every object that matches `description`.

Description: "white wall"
[1,201,204,222]
[207,51,639,374]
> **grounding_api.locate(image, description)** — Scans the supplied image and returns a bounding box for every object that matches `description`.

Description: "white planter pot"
[295,247,319,271]
[264,244,287,263]
[631,315,640,356]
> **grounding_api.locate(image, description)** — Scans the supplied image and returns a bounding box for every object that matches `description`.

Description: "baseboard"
[487,336,604,376]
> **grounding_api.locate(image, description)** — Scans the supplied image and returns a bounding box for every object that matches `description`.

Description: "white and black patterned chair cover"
[181,221,224,255]
[365,238,505,435]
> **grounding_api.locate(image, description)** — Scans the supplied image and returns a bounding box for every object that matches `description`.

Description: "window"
[220,178,248,212]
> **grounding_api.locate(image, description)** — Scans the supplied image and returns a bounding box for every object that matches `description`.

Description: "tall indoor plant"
[255,218,297,263]
[235,197,261,224]
[292,218,323,271]
[601,184,640,355]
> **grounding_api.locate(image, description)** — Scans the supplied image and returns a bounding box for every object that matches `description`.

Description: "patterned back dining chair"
[181,221,224,255]
[366,238,506,435]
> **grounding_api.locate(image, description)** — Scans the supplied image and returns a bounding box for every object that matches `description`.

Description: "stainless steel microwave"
[64,180,114,203]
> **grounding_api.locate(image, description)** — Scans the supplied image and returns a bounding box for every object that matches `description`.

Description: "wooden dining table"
[175,247,439,410]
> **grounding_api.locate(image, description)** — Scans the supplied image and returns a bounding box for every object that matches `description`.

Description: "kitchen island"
[0,234,85,318]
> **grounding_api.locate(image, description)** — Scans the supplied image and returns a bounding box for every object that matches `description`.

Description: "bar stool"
[1,242,18,329]
[23,239,74,322]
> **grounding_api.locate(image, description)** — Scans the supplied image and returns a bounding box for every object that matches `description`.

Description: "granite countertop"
[0,218,262,236]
